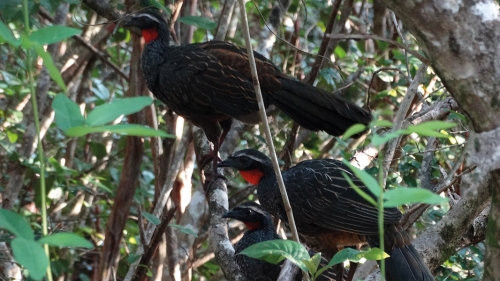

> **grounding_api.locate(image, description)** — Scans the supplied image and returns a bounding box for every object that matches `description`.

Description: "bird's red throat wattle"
[239,169,264,185]
[243,221,262,230]
[142,28,159,43]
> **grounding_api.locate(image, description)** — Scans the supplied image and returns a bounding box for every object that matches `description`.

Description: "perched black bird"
[122,11,372,172]
[219,149,435,281]
[224,201,339,281]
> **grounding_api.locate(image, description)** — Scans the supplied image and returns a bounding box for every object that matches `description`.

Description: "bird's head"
[218,149,273,185]
[223,202,273,230]
[122,11,168,44]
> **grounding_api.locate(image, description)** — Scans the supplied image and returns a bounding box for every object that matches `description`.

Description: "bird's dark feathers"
[124,10,372,146]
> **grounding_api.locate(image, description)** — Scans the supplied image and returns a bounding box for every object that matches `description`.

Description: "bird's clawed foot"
[203,173,228,194]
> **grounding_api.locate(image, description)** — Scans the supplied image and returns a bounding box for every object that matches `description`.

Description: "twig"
[382,64,427,187]
[131,206,177,281]
[327,33,430,65]
[390,11,410,81]
[237,0,301,244]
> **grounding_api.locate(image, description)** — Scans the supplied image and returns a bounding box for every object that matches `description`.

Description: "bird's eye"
[246,209,253,215]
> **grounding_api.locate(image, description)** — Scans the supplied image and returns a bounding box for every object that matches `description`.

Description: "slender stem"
[23,1,53,280]
[378,153,385,281]
[238,1,307,279]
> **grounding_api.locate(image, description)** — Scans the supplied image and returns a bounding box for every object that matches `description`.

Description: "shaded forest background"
[1,0,497,280]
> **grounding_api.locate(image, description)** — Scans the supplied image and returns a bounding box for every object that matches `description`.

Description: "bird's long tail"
[368,231,434,281]
[272,78,372,137]
[384,244,435,281]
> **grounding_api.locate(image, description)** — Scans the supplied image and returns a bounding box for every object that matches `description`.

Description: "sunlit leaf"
[12,237,48,280]
[384,187,446,207]
[32,43,66,91]
[372,130,404,146]
[342,161,381,197]
[239,240,310,272]
[52,94,85,131]
[143,213,161,226]
[0,209,34,240]
[169,223,198,237]
[363,247,389,260]
[179,16,217,30]
[342,124,366,140]
[0,21,20,46]
[405,121,456,138]
[29,26,80,45]
[38,232,94,249]
[86,96,153,126]
[65,124,172,138]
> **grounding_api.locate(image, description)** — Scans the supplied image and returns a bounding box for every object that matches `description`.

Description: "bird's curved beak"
[217,158,235,168]
[222,209,236,219]
[121,15,136,28]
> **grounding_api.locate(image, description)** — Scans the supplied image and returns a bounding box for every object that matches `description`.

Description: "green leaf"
[52,94,85,131]
[327,248,363,266]
[179,16,217,30]
[342,161,381,197]
[0,208,34,240]
[303,252,321,275]
[169,223,198,237]
[86,97,153,126]
[372,130,405,146]
[239,240,310,272]
[374,120,393,127]
[142,213,161,226]
[38,232,94,249]
[12,237,48,280]
[29,26,80,45]
[384,187,446,207]
[363,247,389,260]
[405,121,456,138]
[65,124,172,138]
[342,173,378,207]
[32,43,66,90]
[342,124,366,140]
[0,21,20,46]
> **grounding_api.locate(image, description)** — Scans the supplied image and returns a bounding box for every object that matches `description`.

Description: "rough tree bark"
[381,1,500,280]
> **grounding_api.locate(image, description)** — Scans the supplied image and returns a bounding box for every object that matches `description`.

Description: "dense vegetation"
[0,0,492,280]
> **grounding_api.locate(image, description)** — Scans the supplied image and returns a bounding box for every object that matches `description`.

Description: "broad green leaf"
[327,248,363,266]
[85,177,114,195]
[239,240,310,272]
[29,26,80,45]
[303,252,321,275]
[342,124,366,140]
[86,96,153,126]
[405,121,456,138]
[38,232,94,248]
[384,187,446,207]
[169,223,198,237]
[372,130,404,146]
[66,124,172,138]
[0,208,34,240]
[0,21,20,46]
[12,237,48,280]
[342,161,381,197]
[142,213,161,226]
[179,16,217,30]
[52,94,85,131]
[342,173,378,207]
[32,43,66,90]
[374,120,393,127]
[363,247,389,260]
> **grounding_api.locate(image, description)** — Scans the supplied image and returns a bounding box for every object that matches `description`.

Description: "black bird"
[224,201,339,281]
[219,149,434,281]
[122,11,372,173]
